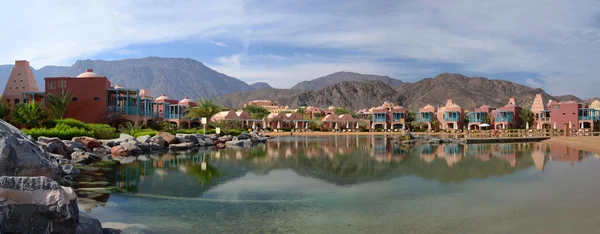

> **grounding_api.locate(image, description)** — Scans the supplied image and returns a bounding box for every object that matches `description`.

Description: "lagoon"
[79,136,600,234]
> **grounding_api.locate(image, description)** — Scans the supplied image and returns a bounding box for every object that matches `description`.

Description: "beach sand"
[542,136,600,154]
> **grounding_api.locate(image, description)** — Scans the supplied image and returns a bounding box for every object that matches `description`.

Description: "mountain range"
[0,57,588,110]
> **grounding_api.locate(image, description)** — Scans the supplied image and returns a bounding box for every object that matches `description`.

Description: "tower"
[2,60,40,107]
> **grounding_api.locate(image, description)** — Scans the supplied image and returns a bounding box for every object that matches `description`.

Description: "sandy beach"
[542,136,600,154]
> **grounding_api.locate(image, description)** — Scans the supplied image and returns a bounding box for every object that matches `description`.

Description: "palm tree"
[520,107,534,128]
[45,89,72,119]
[184,98,222,123]
[11,101,48,128]
[0,96,9,121]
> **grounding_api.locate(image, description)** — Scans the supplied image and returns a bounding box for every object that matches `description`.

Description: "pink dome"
[179,97,195,106]
[155,94,171,103]
[76,69,102,78]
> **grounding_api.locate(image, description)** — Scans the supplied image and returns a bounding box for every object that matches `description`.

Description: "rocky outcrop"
[157,132,177,145]
[38,136,73,158]
[72,136,103,150]
[0,120,60,178]
[0,176,79,234]
[291,71,404,91]
[77,212,103,234]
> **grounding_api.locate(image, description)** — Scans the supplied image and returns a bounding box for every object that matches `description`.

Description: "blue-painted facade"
[443,111,460,122]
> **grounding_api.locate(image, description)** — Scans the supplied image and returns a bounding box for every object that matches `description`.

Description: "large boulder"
[0,120,61,178]
[77,212,103,234]
[156,132,177,145]
[237,132,251,140]
[110,146,131,157]
[92,147,110,157]
[69,141,91,152]
[136,135,151,144]
[168,142,195,150]
[119,133,136,142]
[150,136,166,147]
[120,140,143,155]
[38,136,72,157]
[0,176,79,234]
[73,137,103,150]
[225,139,251,147]
[72,152,101,165]
[196,138,207,147]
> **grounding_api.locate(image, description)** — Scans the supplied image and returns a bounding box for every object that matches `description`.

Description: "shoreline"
[267,131,464,137]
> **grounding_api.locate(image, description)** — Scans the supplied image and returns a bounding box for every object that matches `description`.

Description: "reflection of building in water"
[532,143,546,171]
[419,144,437,163]
[437,144,462,167]
[549,143,583,165]
[368,136,407,163]
[469,144,492,162]
[493,144,517,167]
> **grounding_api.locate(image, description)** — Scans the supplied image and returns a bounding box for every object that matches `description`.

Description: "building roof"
[479,104,491,109]
[590,100,600,110]
[76,69,102,78]
[392,106,406,111]
[114,84,123,89]
[139,89,153,99]
[179,97,195,105]
[420,104,435,112]
[322,114,340,122]
[155,94,171,103]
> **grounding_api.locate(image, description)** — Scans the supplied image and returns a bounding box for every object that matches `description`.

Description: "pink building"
[531,94,551,129]
[548,100,582,130]
[437,100,463,130]
[370,102,406,130]
[467,104,495,130]
[492,98,522,130]
[417,104,436,130]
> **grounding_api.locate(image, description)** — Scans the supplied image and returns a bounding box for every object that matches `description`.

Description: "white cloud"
[525,78,544,88]
[210,41,229,48]
[113,49,141,56]
[0,0,599,96]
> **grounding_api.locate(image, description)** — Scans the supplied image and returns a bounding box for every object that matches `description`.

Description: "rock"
[93,147,110,157]
[101,139,116,148]
[204,138,214,147]
[110,146,131,157]
[62,164,80,176]
[168,142,196,150]
[137,155,149,161]
[73,136,103,150]
[216,143,226,149]
[70,141,91,152]
[175,134,198,143]
[237,132,251,140]
[0,120,61,178]
[136,135,151,144]
[156,132,177,145]
[39,136,72,157]
[196,138,206,147]
[225,140,251,147]
[77,212,103,234]
[147,143,164,151]
[102,222,151,234]
[102,228,122,234]
[0,176,79,233]
[150,136,165,147]
[73,152,102,165]
[120,140,143,155]
[119,133,136,142]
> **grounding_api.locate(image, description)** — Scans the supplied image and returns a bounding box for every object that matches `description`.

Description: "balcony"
[495,111,514,123]
[443,111,460,122]
[578,108,600,121]
[417,112,433,122]
[373,113,387,123]
[468,112,487,123]
[392,113,404,122]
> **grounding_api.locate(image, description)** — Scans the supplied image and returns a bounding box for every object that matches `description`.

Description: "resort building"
[243,100,296,114]
[531,94,551,129]
[467,104,495,130]
[417,104,436,130]
[370,102,406,130]
[492,98,521,130]
[5,62,203,128]
[3,60,41,107]
[437,99,463,130]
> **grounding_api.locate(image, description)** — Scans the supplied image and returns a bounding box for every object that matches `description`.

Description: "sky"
[1,0,599,97]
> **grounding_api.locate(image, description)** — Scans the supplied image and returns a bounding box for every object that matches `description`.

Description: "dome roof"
[449,103,461,109]
[590,100,600,110]
[374,106,387,111]
[139,89,153,99]
[114,84,123,89]
[392,106,406,110]
[76,69,102,78]
[421,104,435,111]
[155,94,171,102]
[479,104,491,109]
[179,97,195,105]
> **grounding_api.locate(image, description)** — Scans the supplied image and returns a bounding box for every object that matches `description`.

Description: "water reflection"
[108,136,596,198]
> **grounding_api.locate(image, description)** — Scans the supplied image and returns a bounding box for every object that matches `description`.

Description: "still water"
[82,136,600,234]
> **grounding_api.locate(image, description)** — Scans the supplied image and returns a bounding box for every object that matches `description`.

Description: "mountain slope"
[291,71,404,91]
[217,80,405,111]
[395,73,556,110]
[1,57,253,99]
[249,82,273,90]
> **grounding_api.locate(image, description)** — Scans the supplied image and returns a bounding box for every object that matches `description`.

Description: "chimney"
[86,69,94,72]
[15,60,30,67]
[509,98,516,105]
[446,99,453,106]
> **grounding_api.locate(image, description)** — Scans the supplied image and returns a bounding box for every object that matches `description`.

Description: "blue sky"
[1,0,599,97]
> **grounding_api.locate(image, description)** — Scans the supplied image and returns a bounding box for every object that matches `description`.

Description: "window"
[58,80,66,88]
[20,80,22,82]
[72,97,78,101]
[15,87,18,90]
[572,113,576,115]
[14,99,19,104]
[563,113,566,115]
[93,97,100,101]
[48,80,56,89]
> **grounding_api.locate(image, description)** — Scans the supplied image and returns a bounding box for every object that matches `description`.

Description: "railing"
[468,117,485,123]
[417,116,433,122]
[373,117,386,122]
[444,116,460,122]
[579,116,599,121]
[540,117,551,122]
[495,116,514,122]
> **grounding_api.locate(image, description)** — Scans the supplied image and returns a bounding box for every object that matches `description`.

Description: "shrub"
[87,124,119,139]
[133,131,158,138]
[42,118,89,130]
[40,119,118,139]
[24,123,94,140]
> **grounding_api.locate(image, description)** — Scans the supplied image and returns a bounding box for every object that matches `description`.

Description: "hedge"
[24,123,94,140]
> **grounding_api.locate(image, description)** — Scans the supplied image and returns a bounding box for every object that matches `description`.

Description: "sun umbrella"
[277,121,281,129]
[537,122,540,130]
[526,122,529,130]
[295,121,298,129]
[356,122,359,129]
[252,121,256,130]
[553,122,556,129]
[346,122,349,129]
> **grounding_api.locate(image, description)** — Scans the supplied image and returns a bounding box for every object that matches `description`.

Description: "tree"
[0,96,9,121]
[483,115,491,124]
[242,105,270,120]
[45,89,72,119]
[520,107,534,128]
[333,107,351,115]
[11,101,48,128]
[184,98,222,123]
[296,107,309,119]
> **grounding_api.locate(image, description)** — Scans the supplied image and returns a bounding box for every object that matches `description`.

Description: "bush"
[87,124,119,139]
[42,118,89,130]
[24,123,94,140]
[40,119,118,139]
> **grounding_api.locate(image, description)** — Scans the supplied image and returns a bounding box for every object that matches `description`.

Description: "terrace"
[417,112,433,122]
[468,112,487,123]
[392,112,405,122]
[373,113,387,123]
[540,110,551,122]
[578,108,600,121]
